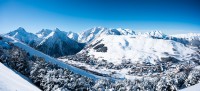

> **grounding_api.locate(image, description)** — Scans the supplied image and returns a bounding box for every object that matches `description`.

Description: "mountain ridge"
[5,27,200,57]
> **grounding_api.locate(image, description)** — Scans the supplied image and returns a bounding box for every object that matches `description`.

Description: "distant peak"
[39,29,52,33]
[55,28,60,30]
[116,27,122,30]
[17,27,24,30]
[92,26,107,30]
[16,27,26,32]
[148,30,165,35]
[41,29,52,31]
[96,26,104,28]
[8,27,28,35]
[116,28,134,31]
[51,28,67,36]
[67,31,77,35]
[153,30,160,32]
[54,28,61,32]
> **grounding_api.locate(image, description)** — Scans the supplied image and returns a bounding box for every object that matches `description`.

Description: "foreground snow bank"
[181,83,200,91]
[0,63,41,91]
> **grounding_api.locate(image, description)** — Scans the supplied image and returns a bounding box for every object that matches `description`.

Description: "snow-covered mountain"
[6,27,38,45]
[82,35,196,65]
[36,29,79,42]
[59,31,200,91]
[36,29,52,38]
[66,31,79,41]
[6,27,84,57]
[0,35,101,90]
[171,33,200,41]
[36,28,84,57]
[78,27,135,43]
[5,27,200,58]
[0,35,99,80]
[62,32,199,80]
[137,31,200,47]
[138,30,167,38]
[2,27,200,91]
[170,33,200,47]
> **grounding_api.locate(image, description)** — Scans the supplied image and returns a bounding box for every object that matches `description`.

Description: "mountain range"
[6,27,84,57]
[1,27,200,91]
[5,27,200,58]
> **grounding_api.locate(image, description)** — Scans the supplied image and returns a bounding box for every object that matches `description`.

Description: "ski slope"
[2,35,100,80]
[0,63,41,91]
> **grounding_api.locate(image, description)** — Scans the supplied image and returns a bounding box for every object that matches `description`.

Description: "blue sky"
[0,0,200,34]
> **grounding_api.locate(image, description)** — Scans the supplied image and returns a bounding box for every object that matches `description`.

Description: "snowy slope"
[181,82,200,91]
[0,63,41,91]
[78,27,135,43]
[85,35,195,65]
[2,35,100,80]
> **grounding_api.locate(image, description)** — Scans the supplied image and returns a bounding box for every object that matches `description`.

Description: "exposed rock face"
[93,44,107,52]
[0,36,3,40]
[161,57,180,63]
[36,41,85,58]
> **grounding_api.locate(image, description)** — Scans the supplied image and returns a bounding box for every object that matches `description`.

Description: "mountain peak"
[53,28,67,35]
[36,29,53,38]
[6,27,38,44]
[54,28,61,31]
[79,27,136,43]
[93,26,105,29]
[115,28,135,35]
[39,29,52,32]
[138,30,167,38]
[15,27,26,33]
[149,30,163,34]
[150,30,167,37]
[7,27,27,36]
[66,31,79,41]
[17,27,25,30]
